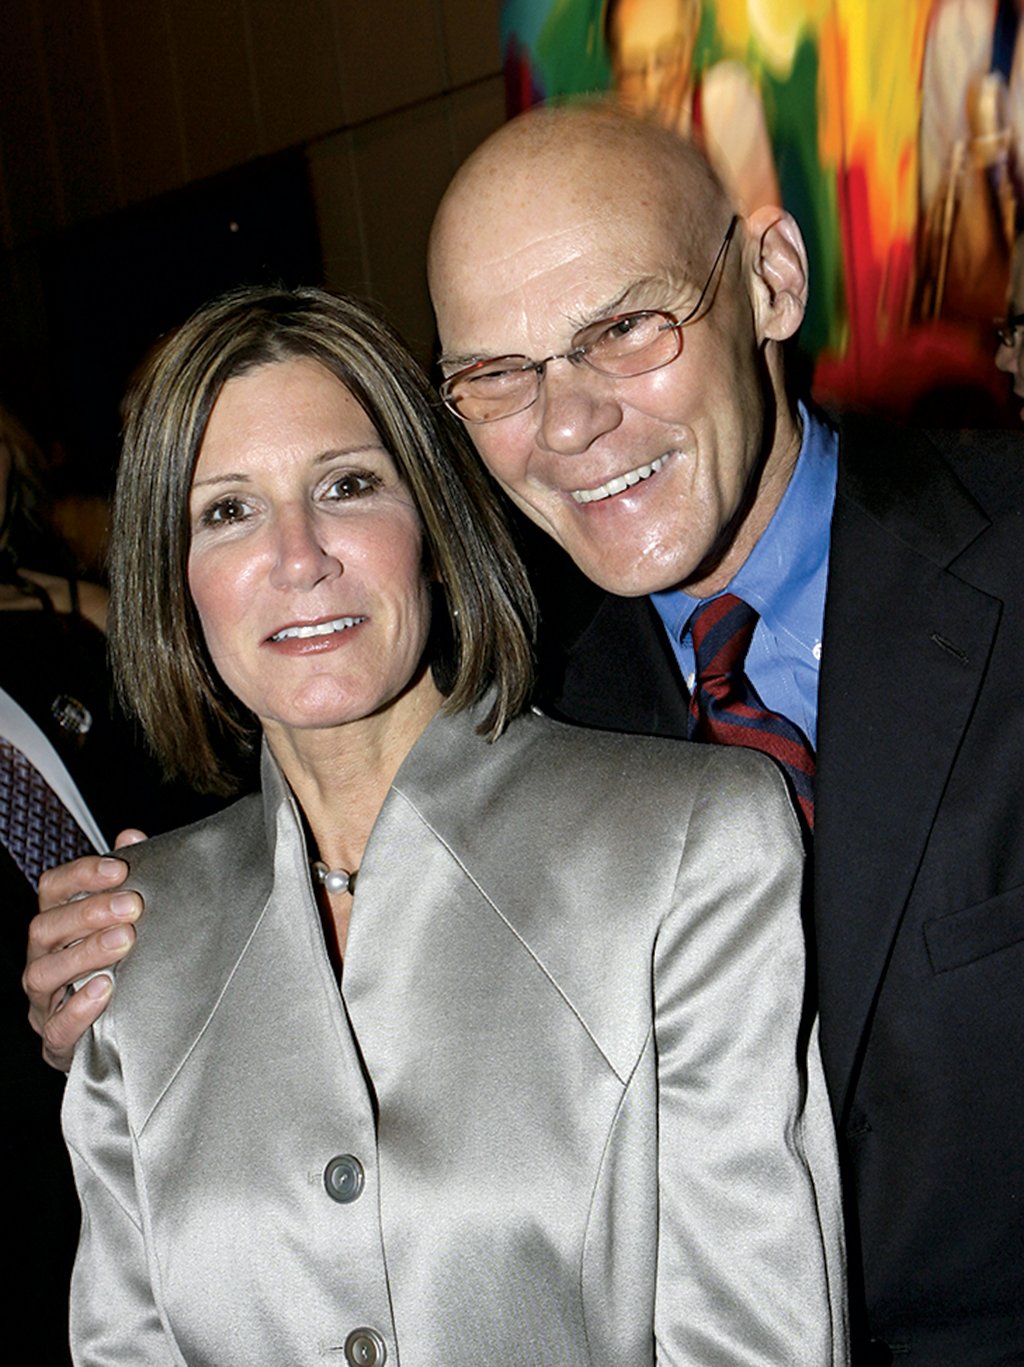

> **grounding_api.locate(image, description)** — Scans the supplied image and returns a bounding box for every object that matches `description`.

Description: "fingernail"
[110,893,138,920]
[98,857,125,879]
[99,926,132,950]
[83,974,112,1000]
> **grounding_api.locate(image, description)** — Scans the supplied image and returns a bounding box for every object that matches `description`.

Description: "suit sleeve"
[63,1011,184,1365]
[652,751,848,1365]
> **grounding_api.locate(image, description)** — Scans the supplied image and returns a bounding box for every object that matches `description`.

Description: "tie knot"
[690,593,759,685]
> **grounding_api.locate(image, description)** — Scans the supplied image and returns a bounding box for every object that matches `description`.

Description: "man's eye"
[606,315,643,338]
[324,471,381,500]
[469,373,516,394]
[467,361,529,387]
[201,497,250,527]
[602,313,662,344]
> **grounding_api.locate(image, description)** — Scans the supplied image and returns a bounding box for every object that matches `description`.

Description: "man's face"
[609,0,698,128]
[995,311,1024,422]
[433,183,777,598]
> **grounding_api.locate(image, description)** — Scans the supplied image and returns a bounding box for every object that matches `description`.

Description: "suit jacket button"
[324,1154,365,1204]
[867,1338,894,1365]
[345,1327,387,1365]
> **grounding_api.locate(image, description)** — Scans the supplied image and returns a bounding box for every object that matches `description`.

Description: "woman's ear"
[744,206,809,343]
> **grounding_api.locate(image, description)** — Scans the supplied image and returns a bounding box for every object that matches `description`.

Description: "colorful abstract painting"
[501,1,1022,424]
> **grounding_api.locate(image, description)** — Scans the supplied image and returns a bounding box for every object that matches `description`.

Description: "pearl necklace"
[312,861,358,896]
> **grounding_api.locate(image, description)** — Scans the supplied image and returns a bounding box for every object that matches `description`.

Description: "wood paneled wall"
[0,0,504,428]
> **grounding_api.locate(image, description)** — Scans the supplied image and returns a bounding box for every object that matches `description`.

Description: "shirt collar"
[651,403,838,651]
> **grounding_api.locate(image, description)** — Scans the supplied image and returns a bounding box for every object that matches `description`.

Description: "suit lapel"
[339,704,662,1090]
[117,785,275,1120]
[814,420,1000,1115]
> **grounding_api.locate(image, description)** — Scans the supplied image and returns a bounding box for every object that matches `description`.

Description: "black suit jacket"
[532,415,1024,1365]
[0,606,218,1367]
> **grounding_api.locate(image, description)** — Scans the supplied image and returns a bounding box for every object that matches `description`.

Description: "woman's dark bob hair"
[110,284,537,795]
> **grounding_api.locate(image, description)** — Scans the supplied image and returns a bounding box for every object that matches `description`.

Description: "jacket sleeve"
[63,1010,184,1365]
[652,752,848,1365]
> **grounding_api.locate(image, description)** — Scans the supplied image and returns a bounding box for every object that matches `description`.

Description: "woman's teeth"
[270,616,366,642]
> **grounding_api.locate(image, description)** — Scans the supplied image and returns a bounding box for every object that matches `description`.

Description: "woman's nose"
[268,508,342,591]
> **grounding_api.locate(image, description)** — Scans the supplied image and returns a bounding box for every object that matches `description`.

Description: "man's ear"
[745,206,808,342]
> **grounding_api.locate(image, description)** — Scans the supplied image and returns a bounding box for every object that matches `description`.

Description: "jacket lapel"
[814,419,1001,1116]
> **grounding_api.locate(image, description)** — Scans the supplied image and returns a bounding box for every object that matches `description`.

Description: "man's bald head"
[429,102,732,315]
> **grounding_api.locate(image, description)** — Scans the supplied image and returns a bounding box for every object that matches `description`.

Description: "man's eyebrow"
[566,276,668,330]
[439,277,674,371]
[437,349,498,372]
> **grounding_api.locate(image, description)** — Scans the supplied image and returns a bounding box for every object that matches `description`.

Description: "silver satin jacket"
[64,701,848,1365]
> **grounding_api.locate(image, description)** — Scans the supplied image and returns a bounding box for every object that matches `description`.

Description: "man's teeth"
[571,453,672,504]
[270,616,365,642]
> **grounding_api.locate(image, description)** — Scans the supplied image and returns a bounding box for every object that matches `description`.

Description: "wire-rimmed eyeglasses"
[995,312,1024,348]
[439,214,740,424]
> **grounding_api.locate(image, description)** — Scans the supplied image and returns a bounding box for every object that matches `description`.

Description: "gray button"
[324,1154,365,1204]
[344,1327,387,1365]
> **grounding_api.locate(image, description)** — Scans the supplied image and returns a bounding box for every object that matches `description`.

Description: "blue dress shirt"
[650,405,838,746]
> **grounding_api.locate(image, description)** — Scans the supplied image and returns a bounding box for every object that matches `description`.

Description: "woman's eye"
[200,497,251,527]
[324,471,382,501]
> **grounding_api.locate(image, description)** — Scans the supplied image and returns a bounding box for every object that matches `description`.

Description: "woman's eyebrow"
[191,472,252,490]
[191,444,388,490]
[313,444,388,465]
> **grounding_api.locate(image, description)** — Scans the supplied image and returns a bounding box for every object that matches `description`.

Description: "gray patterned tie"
[0,736,94,889]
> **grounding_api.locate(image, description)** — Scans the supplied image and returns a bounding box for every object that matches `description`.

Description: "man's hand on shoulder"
[24,829,147,1071]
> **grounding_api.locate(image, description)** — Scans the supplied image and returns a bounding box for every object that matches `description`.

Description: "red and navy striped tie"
[687,594,815,831]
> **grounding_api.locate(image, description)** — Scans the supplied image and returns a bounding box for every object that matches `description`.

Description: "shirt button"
[324,1154,365,1204]
[345,1327,387,1365]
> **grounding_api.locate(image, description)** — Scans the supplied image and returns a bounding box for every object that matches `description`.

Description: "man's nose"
[533,361,623,456]
[269,507,342,591]
[642,64,663,109]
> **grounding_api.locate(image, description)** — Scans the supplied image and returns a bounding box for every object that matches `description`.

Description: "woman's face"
[187,356,434,741]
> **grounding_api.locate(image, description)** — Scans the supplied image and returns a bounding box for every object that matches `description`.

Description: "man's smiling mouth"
[570,453,673,505]
[269,616,367,642]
